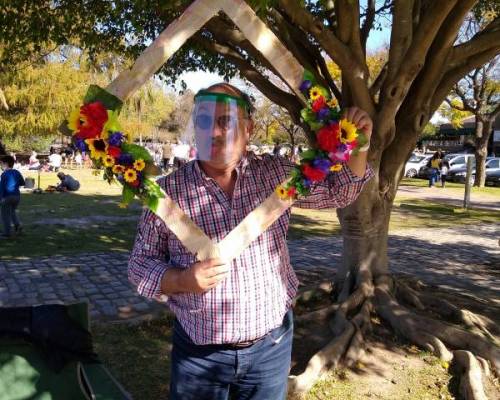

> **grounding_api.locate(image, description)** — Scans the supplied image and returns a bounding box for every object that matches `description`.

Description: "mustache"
[211,137,226,146]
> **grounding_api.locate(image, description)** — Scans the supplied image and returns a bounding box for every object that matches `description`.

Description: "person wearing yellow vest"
[428,151,442,187]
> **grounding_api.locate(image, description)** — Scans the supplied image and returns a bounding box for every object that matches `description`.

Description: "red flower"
[311,96,326,113]
[107,146,122,158]
[302,164,327,182]
[316,122,340,152]
[75,102,108,140]
[287,187,297,198]
[129,179,140,188]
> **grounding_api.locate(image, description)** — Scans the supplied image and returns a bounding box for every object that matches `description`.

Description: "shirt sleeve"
[279,158,374,209]
[128,207,173,299]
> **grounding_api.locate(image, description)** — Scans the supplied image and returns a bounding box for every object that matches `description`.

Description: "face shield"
[182,90,250,165]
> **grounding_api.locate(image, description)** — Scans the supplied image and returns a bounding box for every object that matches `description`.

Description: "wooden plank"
[106,0,221,100]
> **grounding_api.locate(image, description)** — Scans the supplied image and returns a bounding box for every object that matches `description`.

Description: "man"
[55,172,80,192]
[48,150,62,172]
[128,83,373,399]
[0,155,25,238]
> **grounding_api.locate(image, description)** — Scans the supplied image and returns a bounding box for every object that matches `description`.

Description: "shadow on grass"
[1,192,142,259]
[93,314,174,400]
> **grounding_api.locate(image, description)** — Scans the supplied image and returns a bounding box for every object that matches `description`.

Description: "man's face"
[194,96,252,168]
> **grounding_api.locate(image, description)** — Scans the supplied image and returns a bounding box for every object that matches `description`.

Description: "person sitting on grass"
[0,155,25,239]
[55,172,80,192]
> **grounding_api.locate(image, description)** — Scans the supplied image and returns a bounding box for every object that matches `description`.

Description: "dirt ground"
[291,270,500,400]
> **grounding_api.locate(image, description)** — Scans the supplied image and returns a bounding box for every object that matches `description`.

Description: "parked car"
[419,153,475,179]
[447,157,500,183]
[485,169,500,187]
[404,154,433,178]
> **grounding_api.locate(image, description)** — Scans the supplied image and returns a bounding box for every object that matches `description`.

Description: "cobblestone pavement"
[1,224,498,321]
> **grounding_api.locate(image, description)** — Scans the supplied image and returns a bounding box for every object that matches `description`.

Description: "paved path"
[1,224,498,322]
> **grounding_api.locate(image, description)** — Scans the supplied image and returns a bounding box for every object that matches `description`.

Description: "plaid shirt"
[128,153,373,345]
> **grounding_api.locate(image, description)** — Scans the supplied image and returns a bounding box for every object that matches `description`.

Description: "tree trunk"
[474,118,492,187]
[335,177,392,298]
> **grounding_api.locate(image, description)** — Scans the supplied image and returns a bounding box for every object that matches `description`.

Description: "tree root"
[288,320,355,395]
[288,275,499,398]
[399,287,499,344]
[453,350,488,400]
[375,285,500,372]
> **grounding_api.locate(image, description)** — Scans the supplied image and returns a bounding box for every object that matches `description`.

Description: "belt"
[225,334,268,349]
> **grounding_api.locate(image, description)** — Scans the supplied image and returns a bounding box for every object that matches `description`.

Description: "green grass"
[401,177,500,197]
[92,316,455,400]
[2,169,498,259]
[93,315,174,400]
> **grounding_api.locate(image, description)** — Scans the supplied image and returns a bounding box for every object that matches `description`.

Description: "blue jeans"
[169,310,293,400]
[1,195,20,236]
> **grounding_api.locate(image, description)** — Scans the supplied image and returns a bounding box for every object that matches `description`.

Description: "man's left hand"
[343,107,373,139]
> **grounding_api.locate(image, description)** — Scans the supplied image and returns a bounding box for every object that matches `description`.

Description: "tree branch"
[360,0,376,52]
[193,35,304,126]
[431,47,500,113]
[369,63,388,101]
[278,0,375,115]
[449,17,500,68]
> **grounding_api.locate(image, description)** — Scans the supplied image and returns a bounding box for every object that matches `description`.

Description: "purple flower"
[117,153,133,166]
[116,174,125,184]
[108,132,124,147]
[299,80,312,92]
[317,107,330,120]
[75,138,87,152]
[312,158,332,173]
[302,178,312,188]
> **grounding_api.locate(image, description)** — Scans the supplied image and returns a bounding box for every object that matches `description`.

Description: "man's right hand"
[161,259,229,295]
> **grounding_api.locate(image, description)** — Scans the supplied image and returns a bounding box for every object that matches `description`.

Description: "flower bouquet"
[276,71,369,200]
[63,85,164,210]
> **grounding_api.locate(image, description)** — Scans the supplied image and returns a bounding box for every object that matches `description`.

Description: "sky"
[177,23,391,94]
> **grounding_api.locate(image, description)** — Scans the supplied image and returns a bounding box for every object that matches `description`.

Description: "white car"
[443,153,476,172]
[404,154,433,178]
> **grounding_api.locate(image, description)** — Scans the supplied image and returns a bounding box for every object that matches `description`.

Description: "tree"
[3,0,500,395]
[0,50,174,152]
[252,96,306,146]
[445,55,499,186]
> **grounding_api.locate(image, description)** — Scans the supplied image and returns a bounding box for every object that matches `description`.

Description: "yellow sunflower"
[275,185,289,200]
[112,164,125,174]
[68,108,87,132]
[133,159,146,171]
[85,138,108,160]
[327,98,338,108]
[330,163,342,172]
[309,85,323,101]
[339,118,358,144]
[101,110,123,139]
[103,155,115,167]
[124,168,137,183]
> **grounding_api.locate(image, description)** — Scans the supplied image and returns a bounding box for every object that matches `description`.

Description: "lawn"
[1,170,498,258]
[400,177,500,197]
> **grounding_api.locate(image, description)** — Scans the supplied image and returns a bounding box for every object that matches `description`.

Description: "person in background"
[428,151,442,187]
[48,150,62,172]
[55,172,80,192]
[28,151,40,170]
[74,151,83,169]
[440,159,450,188]
[0,155,25,238]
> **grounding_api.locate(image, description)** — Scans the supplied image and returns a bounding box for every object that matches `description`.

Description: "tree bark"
[335,175,391,298]
[473,118,492,187]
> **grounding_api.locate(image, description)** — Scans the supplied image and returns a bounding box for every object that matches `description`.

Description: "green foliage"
[0,49,175,153]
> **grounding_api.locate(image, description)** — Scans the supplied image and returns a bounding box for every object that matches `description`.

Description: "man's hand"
[343,107,373,140]
[161,258,229,295]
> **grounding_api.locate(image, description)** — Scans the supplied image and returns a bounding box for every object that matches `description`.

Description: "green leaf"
[121,143,153,162]
[300,108,316,123]
[302,69,316,85]
[299,149,317,161]
[122,185,135,204]
[84,85,123,113]
[147,195,160,213]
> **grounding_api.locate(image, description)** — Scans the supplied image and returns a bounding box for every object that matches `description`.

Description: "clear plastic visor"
[182,92,249,163]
